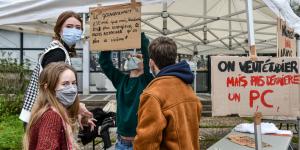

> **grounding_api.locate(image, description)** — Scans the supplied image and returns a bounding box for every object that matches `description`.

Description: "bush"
[0,56,31,116]
[0,52,31,150]
[0,115,24,150]
[0,57,31,94]
[0,94,24,117]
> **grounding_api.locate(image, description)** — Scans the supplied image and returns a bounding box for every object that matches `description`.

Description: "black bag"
[78,108,116,147]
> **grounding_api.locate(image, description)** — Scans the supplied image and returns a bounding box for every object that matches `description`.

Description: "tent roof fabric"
[0,0,298,55]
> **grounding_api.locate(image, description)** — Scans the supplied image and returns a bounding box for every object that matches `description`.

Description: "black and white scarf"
[19,40,71,123]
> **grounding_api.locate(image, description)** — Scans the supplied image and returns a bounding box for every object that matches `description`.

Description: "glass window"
[90,52,101,72]
[0,30,20,48]
[24,33,51,48]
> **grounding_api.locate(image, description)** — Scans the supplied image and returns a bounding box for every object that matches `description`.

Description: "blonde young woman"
[23,62,85,150]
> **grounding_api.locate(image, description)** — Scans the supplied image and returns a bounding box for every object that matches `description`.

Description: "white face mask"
[149,62,157,77]
[124,57,142,71]
[61,28,82,47]
[56,85,78,107]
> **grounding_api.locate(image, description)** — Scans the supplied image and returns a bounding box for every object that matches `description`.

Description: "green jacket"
[99,33,154,136]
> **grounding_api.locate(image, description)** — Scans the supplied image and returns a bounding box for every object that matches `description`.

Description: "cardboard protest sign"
[277,18,296,57]
[211,56,300,119]
[90,2,141,51]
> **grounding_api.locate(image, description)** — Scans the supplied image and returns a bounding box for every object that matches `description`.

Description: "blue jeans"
[115,135,133,150]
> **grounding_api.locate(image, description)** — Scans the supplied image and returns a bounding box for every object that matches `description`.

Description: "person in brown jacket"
[134,36,202,150]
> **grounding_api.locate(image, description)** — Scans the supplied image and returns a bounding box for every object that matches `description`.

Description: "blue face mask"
[61,28,82,47]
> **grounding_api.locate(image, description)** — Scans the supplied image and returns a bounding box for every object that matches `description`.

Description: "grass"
[0,115,24,150]
[292,136,299,143]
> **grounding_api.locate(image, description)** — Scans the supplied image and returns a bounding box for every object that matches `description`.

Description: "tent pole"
[232,37,248,51]
[208,27,276,35]
[256,45,276,51]
[162,0,168,35]
[193,45,197,93]
[82,13,90,95]
[141,19,164,34]
[246,0,257,58]
[246,1,260,149]
[231,37,276,50]
[296,37,300,138]
[143,15,160,21]
[168,4,266,34]
[207,29,230,48]
[167,25,275,40]
[254,112,262,150]
[179,25,273,49]
[20,32,24,65]
[297,116,300,150]
[228,0,232,50]
[209,25,272,43]
[169,16,205,43]
[297,34,300,58]
[168,12,275,25]
[203,0,207,43]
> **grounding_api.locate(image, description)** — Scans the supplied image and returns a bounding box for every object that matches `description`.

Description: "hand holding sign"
[90,1,141,51]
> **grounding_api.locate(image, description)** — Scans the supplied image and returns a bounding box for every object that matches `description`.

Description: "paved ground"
[79,93,210,102]
[79,94,116,101]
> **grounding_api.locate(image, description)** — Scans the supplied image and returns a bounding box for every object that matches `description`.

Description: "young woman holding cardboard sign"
[99,32,154,149]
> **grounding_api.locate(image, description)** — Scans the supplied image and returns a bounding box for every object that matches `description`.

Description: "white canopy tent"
[0,0,298,55]
[0,0,171,36]
[263,0,300,33]
[0,0,299,94]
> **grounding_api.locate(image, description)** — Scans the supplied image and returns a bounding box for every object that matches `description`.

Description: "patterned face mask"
[61,28,82,47]
[56,85,78,107]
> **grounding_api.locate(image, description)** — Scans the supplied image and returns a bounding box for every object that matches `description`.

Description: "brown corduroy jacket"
[134,76,202,150]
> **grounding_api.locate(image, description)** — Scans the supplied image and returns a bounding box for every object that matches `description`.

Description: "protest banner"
[211,56,300,119]
[277,18,296,57]
[90,2,141,51]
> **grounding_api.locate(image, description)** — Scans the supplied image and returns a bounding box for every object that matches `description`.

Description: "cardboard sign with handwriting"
[277,18,296,57]
[90,3,141,51]
[211,56,300,119]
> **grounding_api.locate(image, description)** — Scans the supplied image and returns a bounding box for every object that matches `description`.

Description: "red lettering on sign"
[249,89,274,108]
[261,90,273,108]
[266,75,276,86]
[293,75,300,84]
[258,75,300,86]
[226,75,247,87]
[250,76,265,86]
[227,77,234,87]
[228,93,240,102]
[249,90,260,108]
